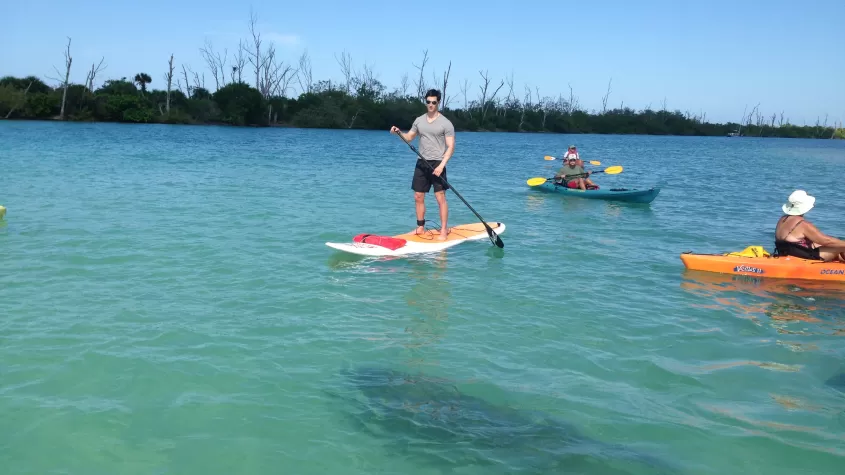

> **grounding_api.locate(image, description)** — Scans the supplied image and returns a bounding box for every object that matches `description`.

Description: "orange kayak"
[680,252,845,282]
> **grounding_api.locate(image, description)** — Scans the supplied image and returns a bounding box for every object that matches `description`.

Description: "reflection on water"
[680,270,845,336]
[524,193,547,212]
[403,252,451,366]
[329,366,677,475]
[681,270,845,418]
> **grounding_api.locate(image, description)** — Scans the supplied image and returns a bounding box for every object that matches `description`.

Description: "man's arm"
[437,122,456,170]
[441,135,455,166]
[400,128,418,142]
[391,119,418,141]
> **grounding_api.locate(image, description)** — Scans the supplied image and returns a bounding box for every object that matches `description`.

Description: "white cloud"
[265,32,301,47]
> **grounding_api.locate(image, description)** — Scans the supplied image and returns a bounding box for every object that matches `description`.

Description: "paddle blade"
[544,155,556,160]
[526,177,549,186]
[587,160,602,165]
[486,226,504,248]
[603,166,623,174]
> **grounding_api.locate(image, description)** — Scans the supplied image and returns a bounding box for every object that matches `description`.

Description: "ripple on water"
[2,123,845,474]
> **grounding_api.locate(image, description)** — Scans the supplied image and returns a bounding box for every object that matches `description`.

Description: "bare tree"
[4,80,33,119]
[770,113,777,128]
[501,71,515,118]
[567,84,578,114]
[47,37,73,120]
[737,104,748,135]
[440,60,451,110]
[246,9,266,90]
[193,70,205,92]
[460,79,472,120]
[84,57,106,93]
[270,55,299,99]
[779,110,785,127]
[164,54,175,114]
[182,64,204,93]
[399,72,409,97]
[259,44,296,99]
[335,50,354,94]
[519,84,531,131]
[297,50,313,94]
[232,40,247,84]
[477,70,504,123]
[359,61,378,92]
[601,78,612,113]
[200,39,228,90]
[412,49,429,101]
[181,64,192,97]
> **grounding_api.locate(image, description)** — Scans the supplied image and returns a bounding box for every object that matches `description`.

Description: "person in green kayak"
[390,89,455,241]
[554,157,597,190]
[562,145,582,167]
[775,190,845,262]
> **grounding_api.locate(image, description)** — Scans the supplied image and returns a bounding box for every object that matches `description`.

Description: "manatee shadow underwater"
[326,366,679,474]
[826,372,845,393]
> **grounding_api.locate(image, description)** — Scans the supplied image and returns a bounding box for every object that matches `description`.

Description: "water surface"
[1,121,844,474]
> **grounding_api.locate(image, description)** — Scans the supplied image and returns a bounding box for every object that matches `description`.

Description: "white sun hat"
[782,190,816,216]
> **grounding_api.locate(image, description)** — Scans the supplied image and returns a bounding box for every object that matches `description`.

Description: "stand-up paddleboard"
[326,222,506,257]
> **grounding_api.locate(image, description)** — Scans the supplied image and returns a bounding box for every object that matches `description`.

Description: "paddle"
[526,166,623,187]
[393,132,504,249]
[544,155,601,165]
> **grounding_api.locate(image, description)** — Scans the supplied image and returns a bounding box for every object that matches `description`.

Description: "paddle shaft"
[555,170,609,180]
[394,131,503,248]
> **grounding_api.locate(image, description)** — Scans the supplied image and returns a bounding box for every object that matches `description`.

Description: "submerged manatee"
[825,372,845,393]
[332,366,677,475]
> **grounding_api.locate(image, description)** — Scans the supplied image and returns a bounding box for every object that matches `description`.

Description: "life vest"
[726,246,771,258]
[353,234,407,250]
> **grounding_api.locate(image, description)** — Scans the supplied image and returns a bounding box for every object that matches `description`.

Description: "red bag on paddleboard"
[353,234,407,250]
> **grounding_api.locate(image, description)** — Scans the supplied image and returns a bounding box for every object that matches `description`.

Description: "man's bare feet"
[415,226,425,235]
[437,229,449,241]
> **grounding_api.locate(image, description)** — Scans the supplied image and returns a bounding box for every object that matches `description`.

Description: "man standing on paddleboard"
[390,89,455,241]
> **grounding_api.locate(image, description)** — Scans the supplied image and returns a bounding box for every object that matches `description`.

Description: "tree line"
[0,12,842,139]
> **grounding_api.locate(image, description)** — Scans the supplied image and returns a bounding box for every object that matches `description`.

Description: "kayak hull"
[326,222,505,257]
[532,182,660,203]
[680,252,845,282]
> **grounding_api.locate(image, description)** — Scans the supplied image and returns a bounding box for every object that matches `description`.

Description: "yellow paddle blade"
[526,177,549,186]
[603,166,623,174]
[543,155,556,160]
[587,160,601,165]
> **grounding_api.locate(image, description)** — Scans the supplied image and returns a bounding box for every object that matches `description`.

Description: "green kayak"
[530,181,661,203]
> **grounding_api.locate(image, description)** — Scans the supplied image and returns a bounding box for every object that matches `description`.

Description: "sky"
[1,0,843,125]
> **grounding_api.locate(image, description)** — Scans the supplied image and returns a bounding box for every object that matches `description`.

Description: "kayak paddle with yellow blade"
[543,155,601,165]
[526,165,623,186]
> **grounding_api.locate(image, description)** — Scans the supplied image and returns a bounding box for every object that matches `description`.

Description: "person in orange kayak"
[775,190,845,262]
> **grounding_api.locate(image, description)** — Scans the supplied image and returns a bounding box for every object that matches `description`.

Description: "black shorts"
[411,159,449,193]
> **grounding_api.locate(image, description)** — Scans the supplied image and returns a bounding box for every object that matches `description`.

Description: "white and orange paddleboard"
[326,221,505,256]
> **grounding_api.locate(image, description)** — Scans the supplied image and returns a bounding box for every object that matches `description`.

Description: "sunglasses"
[425,100,438,105]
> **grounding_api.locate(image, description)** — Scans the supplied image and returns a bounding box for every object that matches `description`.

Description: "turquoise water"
[1,120,844,474]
